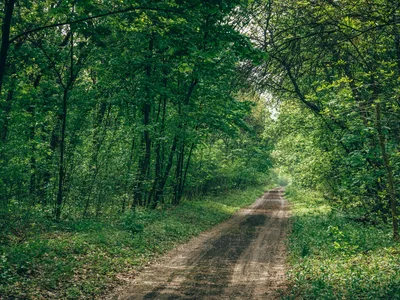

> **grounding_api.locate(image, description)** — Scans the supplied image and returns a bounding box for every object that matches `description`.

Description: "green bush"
[0,184,269,299]
[120,208,160,236]
[285,186,400,299]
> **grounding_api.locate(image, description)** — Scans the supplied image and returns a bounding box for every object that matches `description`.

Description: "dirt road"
[107,188,290,299]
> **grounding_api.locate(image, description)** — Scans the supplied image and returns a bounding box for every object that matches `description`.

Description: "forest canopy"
[0,0,272,222]
[243,0,400,239]
[1,0,399,235]
[1,0,400,298]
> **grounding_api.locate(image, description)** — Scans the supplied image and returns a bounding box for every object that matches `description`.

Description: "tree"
[1,0,272,222]
[245,0,400,239]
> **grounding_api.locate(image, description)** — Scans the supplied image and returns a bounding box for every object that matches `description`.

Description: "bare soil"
[105,188,290,299]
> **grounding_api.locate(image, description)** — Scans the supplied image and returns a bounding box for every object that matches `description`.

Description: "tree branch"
[9,6,187,44]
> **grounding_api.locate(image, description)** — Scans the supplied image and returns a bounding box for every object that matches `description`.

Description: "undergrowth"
[284,186,400,300]
[0,184,270,299]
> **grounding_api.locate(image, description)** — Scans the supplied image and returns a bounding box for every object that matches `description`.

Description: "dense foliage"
[244,0,400,239]
[0,1,277,297]
[285,186,400,299]
[0,185,269,298]
[0,0,272,224]
[1,0,400,298]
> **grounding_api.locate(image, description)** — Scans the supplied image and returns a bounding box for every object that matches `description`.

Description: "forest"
[1,0,399,299]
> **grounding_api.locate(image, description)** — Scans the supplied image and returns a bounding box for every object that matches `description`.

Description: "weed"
[284,185,400,299]
[0,184,269,299]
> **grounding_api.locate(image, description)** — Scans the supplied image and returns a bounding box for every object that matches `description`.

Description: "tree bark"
[173,143,185,205]
[55,26,76,220]
[375,101,399,240]
[133,35,153,207]
[151,136,177,208]
[55,87,68,220]
[0,0,16,96]
[181,142,195,198]
[0,88,13,142]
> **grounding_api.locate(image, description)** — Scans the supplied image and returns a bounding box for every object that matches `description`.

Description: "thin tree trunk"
[55,26,76,220]
[28,105,36,200]
[0,0,15,96]
[122,136,135,213]
[181,142,194,198]
[173,144,185,205]
[28,76,43,202]
[133,35,153,207]
[55,87,68,220]
[151,136,177,208]
[149,75,168,207]
[83,103,110,216]
[1,88,13,142]
[375,102,399,240]
[392,1,400,101]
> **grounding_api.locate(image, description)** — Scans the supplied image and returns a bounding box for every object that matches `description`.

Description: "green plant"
[285,186,400,299]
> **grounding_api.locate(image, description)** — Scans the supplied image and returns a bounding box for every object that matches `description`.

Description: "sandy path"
[105,188,290,299]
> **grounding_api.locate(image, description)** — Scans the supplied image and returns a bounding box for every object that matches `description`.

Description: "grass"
[0,184,270,299]
[284,186,400,300]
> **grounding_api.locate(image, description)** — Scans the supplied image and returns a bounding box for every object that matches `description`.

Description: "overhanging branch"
[9,6,187,43]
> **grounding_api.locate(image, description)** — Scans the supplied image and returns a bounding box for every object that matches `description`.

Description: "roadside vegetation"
[285,186,400,300]
[0,184,274,299]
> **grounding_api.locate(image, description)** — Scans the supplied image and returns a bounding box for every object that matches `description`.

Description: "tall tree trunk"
[40,121,56,207]
[173,143,185,205]
[55,88,68,220]
[149,75,168,207]
[392,1,400,89]
[27,75,42,202]
[54,106,67,218]
[133,103,152,207]
[142,100,151,205]
[83,102,110,217]
[0,0,15,96]
[179,142,194,200]
[133,35,153,207]
[375,102,399,240]
[170,78,199,206]
[0,88,13,142]
[55,26,76,220]
[28,104,36,200]
[151,136,177,208]
[122,136,135,213]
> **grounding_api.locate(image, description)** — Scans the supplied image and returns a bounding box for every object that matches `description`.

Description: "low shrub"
[0,184,269,299]
[284,185,400,299]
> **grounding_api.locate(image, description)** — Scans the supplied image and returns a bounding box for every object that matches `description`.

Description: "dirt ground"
[105,188,290,299]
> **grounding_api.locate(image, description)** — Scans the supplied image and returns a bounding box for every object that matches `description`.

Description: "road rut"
[106,188,290,299]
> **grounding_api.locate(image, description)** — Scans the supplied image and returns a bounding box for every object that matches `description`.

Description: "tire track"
[105,188,290,299]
